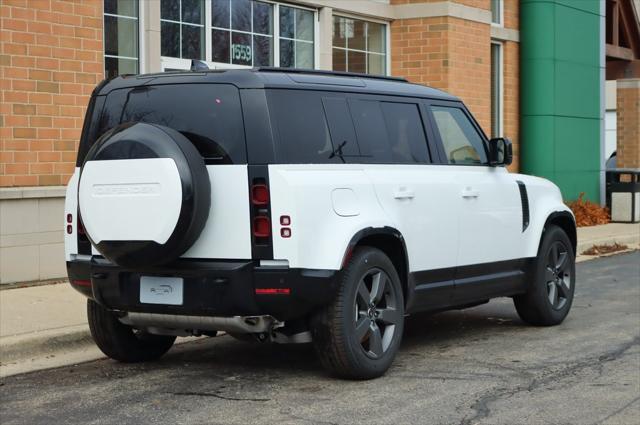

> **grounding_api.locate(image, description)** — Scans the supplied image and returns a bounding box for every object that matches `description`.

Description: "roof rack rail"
[254,67,408,83]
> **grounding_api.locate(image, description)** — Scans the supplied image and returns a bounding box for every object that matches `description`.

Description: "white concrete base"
[0,187,66,285]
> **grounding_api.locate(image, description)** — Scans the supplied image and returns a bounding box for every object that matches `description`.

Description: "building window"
[161,0,205,60]
[490,42,503,138]
[104,0,139,78]
[332,16,386,75]
[491,0,503,26]
[211,0,273,66]
[279,5,314,69]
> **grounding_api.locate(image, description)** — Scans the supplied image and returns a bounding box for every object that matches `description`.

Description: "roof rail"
[254,67,408,83]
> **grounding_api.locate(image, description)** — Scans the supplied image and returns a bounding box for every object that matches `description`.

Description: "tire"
[514,225,576,326]
[87,299,176,363]
[312,247,405,380]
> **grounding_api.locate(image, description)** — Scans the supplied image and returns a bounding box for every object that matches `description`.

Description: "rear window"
[78,83,246,164]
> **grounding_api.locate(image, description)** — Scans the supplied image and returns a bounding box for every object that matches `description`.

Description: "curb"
[576,234,640,255]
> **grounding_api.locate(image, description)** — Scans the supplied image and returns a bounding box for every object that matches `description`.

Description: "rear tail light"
[253,216,271,238]
[255,288,290,295]
[77,216,86,235]
[66,213,73,223]
[72,279,91,287]
[66,225,73,234]
[251,184,269,205]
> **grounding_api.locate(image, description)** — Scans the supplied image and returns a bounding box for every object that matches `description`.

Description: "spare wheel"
[78,122,211,268]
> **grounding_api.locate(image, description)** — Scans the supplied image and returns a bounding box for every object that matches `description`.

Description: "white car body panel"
[363,164,460,272]
[182,165,252,260]
[78,158,182,244]
[268,164,391,271]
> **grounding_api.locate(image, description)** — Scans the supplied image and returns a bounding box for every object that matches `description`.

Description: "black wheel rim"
[545,241,572,310]
[353,268,401,359]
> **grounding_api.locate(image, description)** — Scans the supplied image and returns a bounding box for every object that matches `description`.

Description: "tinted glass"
[322,97,360,158]
[279,6,294,39]
[349,99,391,162]
[212,29,230,62]
[296,9,313,41]
[212,0,230,28]
[161,21,180,57]
[380,102,429,163]
[296,41,313,68]
[268,90,339,164]
[105,56,137,79]
[253,1,272,35]
[182,25,204,59]
[96,85,246,164]
[431,106,487,165]
[161,0,179,21]
[279,39,294,67]
[181,0,203,24]
[253,35,272,66]
[105,0,138,17]
[231,32,252,65]
[104,15,138,58]
[231,0,251,32]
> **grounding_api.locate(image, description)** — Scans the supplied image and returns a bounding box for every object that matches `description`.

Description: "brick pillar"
[616,79,640,169]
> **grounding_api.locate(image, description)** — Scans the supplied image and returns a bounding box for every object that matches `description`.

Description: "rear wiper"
[329,141,348,163]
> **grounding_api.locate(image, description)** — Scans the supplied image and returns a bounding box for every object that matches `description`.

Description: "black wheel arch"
[342,227,412,309]
[543,211,577,255]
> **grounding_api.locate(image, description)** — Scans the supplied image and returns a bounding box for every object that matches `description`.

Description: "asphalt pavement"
[0,251,638,425]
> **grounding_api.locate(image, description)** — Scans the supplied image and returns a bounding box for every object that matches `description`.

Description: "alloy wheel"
[545,241,572,310]
[353,268,401,359]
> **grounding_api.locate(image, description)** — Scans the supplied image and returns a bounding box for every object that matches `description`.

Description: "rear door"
[81,83,252,261]
[349,95,461,310]
[427,101,525,302]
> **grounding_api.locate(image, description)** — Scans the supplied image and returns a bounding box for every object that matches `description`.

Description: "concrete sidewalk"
[0,222,638,377]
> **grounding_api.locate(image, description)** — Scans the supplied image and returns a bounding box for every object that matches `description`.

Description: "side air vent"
[516,181,530,232]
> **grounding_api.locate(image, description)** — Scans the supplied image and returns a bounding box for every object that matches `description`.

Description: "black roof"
[94,68,458,101]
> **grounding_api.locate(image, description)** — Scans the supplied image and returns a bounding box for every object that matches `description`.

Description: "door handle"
[461,187,480,198]
[394,188,415,199]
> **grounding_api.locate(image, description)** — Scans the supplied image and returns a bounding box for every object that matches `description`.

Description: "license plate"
[140,276,183,305]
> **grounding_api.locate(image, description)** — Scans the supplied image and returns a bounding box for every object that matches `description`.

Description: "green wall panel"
[555,61,600,119]
[521,0,602,201]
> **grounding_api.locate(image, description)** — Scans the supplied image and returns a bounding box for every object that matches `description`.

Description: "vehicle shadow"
[127,299,528,379]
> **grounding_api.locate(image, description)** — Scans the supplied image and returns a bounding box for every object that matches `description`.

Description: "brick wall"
[0,0,103,188]
[616,81,640,169]
[391,16,491,136]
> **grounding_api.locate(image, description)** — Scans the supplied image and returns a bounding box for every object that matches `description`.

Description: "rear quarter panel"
[269,164,392,270]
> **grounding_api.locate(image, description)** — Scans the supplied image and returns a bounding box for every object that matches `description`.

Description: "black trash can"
[606,169,640,223]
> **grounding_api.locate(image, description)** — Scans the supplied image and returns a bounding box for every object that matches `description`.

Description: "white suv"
[65,68,577,379]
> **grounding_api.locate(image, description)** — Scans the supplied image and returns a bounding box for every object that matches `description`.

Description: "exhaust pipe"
[119,312,280,334]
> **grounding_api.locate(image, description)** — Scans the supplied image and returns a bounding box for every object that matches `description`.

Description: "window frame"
[424,99,491,167]
[490,0,504,27]
[490,40,504,139]
[160,0,319,71]
[331,13,390,76]
[103,0,144,77]
[160,0,206,60]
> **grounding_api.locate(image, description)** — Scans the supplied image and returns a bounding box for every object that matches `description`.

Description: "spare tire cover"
[78,122,211,268]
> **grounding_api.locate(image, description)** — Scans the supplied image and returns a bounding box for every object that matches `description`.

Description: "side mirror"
[488,137,513,167]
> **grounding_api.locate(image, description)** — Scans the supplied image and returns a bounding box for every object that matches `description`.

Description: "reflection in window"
[211,0,273,66]
[431,106,487,165]
[332,16,386,75]
[104,0,139,78]
[161,0,205,60]
[279,6,314,69]
[490,42,503,138]
[491,0,502,25]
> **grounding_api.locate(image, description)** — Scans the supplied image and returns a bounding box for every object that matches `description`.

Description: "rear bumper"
[67,257,339,321]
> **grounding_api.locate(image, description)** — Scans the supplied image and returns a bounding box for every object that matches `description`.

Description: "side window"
[322,97,360,158]
[268,90,339,164]
[430,106,488,165]
[349,99,429,164]
[349,99,391,163]
[380,102,430,163]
